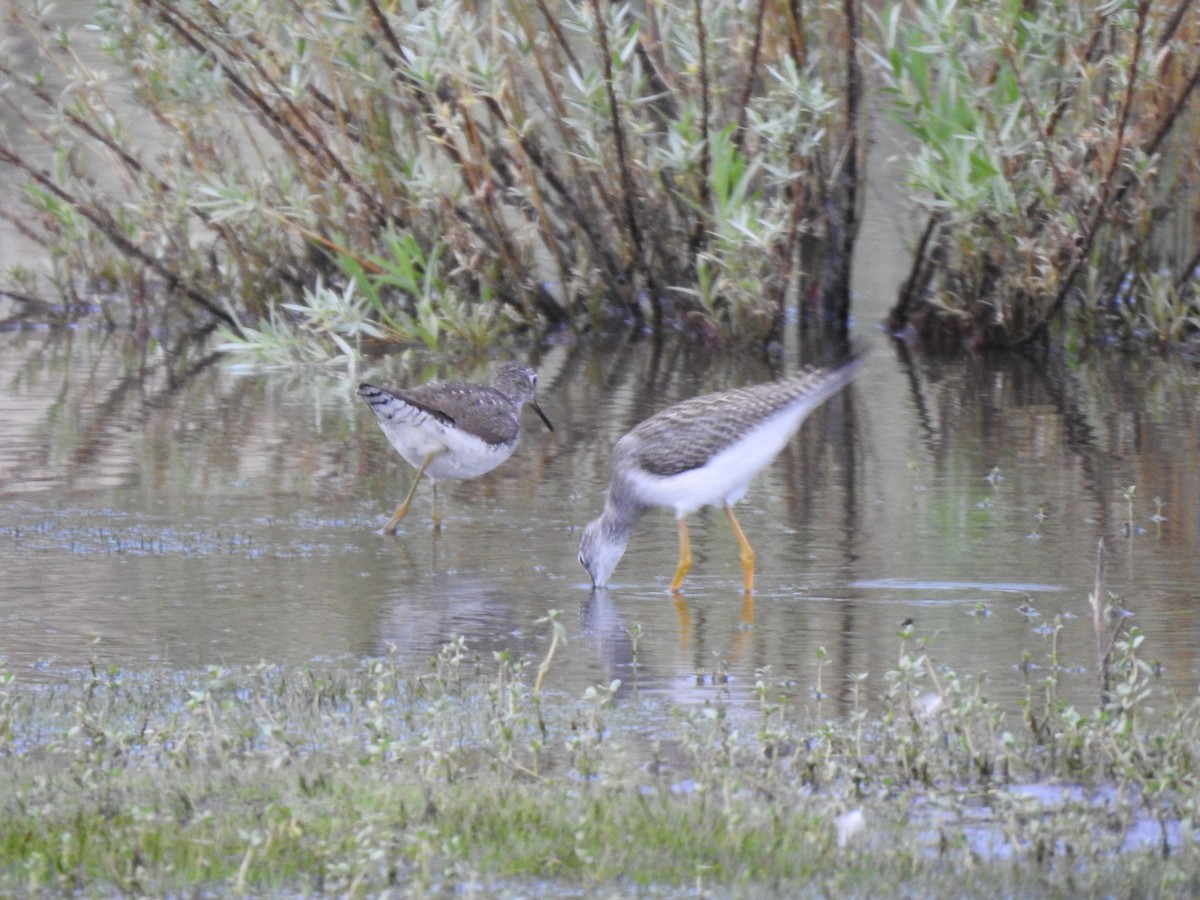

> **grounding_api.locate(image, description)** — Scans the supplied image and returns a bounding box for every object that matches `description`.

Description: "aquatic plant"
[0,591,1197,896]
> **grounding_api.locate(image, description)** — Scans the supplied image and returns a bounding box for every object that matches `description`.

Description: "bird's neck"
[603,474,646,537]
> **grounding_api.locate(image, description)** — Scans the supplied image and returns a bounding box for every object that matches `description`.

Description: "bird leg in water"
[673,595,691,649]
[740,589,754,627]
[669,516,693,593]
[724,504,756,594]
[382,448,445,534]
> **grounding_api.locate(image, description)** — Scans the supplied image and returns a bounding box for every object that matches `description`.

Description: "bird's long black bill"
[531,400,554,432]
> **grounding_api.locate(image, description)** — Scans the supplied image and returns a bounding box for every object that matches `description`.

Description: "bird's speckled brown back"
[616,365,855,477]
[373,361,540,447]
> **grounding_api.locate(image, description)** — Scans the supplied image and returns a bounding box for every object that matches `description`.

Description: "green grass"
[2,617,1200,896]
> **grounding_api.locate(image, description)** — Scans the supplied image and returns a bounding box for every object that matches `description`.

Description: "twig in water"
[1087,537,1124,705]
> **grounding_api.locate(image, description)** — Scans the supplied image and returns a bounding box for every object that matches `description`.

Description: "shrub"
[875,0,1200,350]
[0,0,863,353]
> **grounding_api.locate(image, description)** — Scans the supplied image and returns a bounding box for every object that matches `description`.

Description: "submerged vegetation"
[0,0,1197,356]
[1,610,1197,895]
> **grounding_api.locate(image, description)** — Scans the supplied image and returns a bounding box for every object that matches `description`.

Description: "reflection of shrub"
[877,0,1200,350]
[0,0,863,352]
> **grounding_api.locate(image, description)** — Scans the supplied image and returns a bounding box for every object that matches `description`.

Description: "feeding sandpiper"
[358,361,553,533]
[578,357,860,593]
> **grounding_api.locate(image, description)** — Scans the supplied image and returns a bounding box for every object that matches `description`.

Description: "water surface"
[2,330,1197,718]
[2,3,1198,718]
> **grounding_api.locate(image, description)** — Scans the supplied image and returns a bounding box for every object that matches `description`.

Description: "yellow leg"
[672,595,691,651]
[430,482,442,532]
[669,516,693,593]
[728,590,756,662]
[381,450,441,534]
[724,504,756,594]
[739,589,755,627]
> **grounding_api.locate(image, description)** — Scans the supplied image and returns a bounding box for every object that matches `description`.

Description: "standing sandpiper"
[359,361,553,533]
[578,358,860,593]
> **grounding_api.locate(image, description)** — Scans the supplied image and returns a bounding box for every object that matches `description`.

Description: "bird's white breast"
[379,409,513,480]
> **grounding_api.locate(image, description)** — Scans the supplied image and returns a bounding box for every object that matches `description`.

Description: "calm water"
[3,3,1199,718]
[2,328,1198,716]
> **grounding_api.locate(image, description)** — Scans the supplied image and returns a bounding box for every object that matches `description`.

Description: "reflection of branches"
[1028,354,1111,533]
[890,338,942,457]
[892,345,1167,539]
[0,331,222,495]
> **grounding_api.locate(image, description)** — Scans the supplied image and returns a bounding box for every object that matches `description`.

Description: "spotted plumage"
[359,362,552,532]
[579,358,860,592]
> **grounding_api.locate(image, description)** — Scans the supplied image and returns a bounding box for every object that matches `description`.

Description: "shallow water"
[2,4,1198,715]
[2,328,1198,717]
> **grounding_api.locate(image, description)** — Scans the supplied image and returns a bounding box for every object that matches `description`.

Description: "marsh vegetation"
[3,611,1197,896]
[3,1,1200,893]
[1,0,1198,354]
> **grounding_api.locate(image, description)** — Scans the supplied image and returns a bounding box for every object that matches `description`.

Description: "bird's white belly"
[380,414,513,480]
[626,406,808,516]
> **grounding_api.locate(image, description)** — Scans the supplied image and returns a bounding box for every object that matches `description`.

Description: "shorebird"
[578,358,859,592]
[358,361,552,532]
